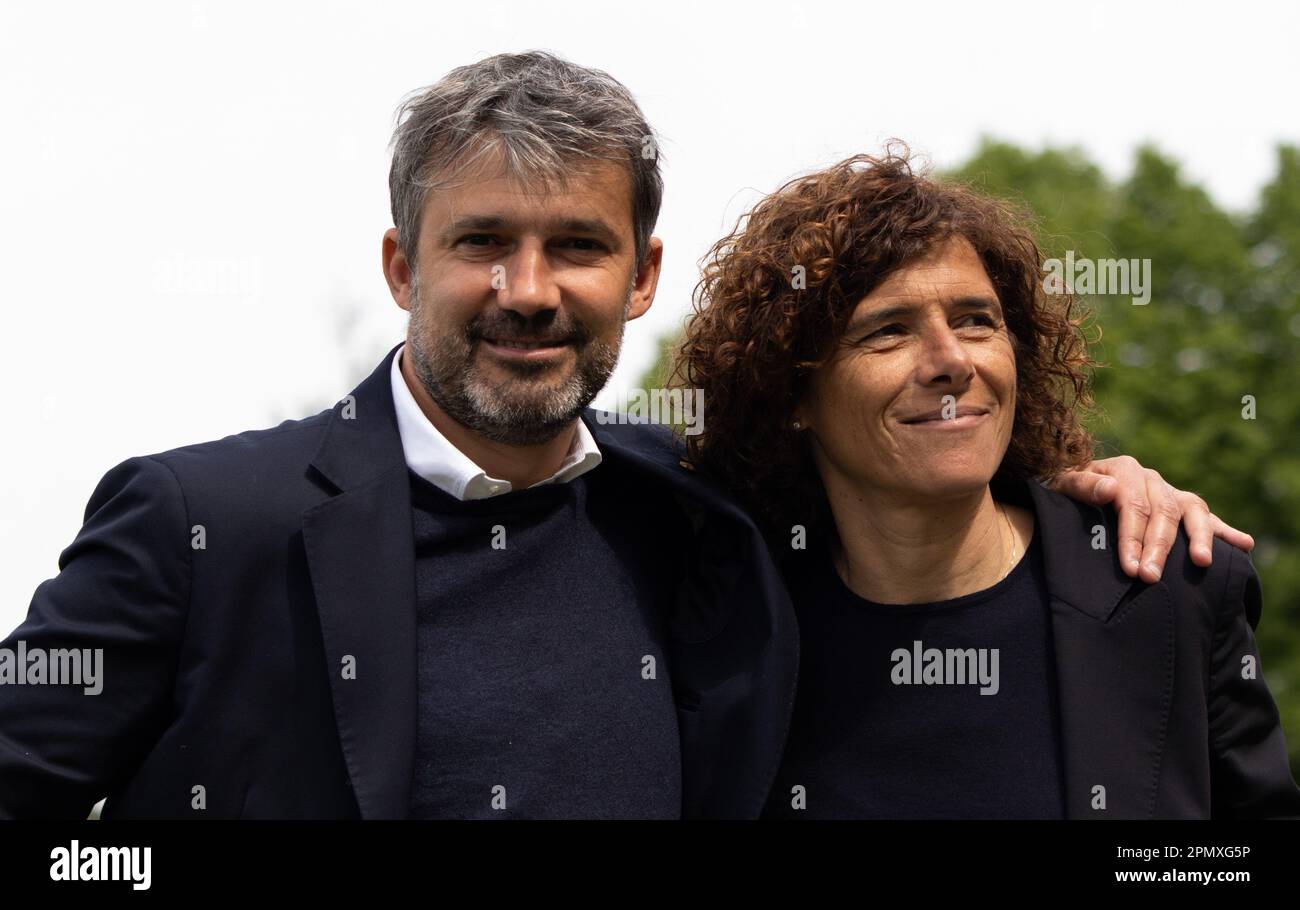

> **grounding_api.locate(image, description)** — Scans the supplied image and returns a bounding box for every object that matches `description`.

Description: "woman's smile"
[896,411,991,430]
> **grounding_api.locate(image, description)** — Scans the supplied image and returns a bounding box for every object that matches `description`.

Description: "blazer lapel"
[1023,480,1175,819]
[302,342,417,819]
[296,363,798,820]
[585,414,801,818]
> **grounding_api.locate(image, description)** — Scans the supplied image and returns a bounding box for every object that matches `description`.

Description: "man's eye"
[867,324,905,339]
[562,238,604,251]
[459,234,498,246]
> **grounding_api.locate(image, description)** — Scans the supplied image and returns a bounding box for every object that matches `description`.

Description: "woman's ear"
[791,383,817,431]
[790,374,818,432]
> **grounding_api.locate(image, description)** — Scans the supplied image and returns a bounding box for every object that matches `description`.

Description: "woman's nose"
[917,324,975,386]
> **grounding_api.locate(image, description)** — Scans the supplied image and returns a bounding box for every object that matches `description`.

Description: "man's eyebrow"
[442,215,622,245]
[553,217,622,244]
[443,215,506,236]
[846,295,1002,333]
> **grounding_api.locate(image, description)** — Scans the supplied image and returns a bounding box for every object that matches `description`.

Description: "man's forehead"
[423,154,633,226]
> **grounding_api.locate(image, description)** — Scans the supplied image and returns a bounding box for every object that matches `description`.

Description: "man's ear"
[626,236,664,321]
[382,227,413,311]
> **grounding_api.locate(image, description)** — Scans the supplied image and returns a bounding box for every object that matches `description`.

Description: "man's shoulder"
[583,409,686,465]
[143,407,334,475]
[581,408,768,530]
[584,409,682,444]
[110,406,340,518]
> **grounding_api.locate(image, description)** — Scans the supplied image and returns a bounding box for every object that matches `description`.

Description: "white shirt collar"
[390,342,602,500]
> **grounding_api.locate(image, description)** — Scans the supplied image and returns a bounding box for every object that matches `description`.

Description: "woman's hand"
[1048,456,1255,583]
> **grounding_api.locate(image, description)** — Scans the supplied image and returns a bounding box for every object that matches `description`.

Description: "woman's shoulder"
[1025,477,1260,630]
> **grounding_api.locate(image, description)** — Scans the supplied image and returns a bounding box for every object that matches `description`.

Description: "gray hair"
[388,50,664,273]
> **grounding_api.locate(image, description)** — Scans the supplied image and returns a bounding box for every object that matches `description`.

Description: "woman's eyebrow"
[951,296,1008,321]
[950,295,1004,316]
[846,294,1003,333]
[846,303,915,333]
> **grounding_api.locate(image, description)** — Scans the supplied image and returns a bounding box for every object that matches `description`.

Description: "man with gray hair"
[0,50,1247,819]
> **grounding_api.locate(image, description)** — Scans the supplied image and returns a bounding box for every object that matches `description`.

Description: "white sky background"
[1,0,1297,629]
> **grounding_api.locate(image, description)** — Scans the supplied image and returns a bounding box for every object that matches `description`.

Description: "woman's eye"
[956,313,1003,335]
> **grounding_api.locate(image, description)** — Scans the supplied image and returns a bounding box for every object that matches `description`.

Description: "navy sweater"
[765,533,1065,819]
[406,460,687,819]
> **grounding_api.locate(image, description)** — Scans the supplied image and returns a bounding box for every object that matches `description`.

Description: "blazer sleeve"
[1207,544,1300,818]
[0,455,192,818]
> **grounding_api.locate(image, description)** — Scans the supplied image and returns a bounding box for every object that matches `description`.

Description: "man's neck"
[823,479,1032,604]
[400,348,578,490]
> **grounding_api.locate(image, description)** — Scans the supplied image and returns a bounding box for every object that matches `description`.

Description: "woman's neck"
[824,483,1033,604]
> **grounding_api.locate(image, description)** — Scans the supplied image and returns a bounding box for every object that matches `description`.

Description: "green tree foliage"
[642,139,1300,771]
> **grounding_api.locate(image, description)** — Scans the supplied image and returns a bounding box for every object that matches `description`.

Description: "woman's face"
[798,236,1018,503]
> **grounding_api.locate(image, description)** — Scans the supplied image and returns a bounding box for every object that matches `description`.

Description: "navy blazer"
[0,342,799,819]
[981,476,1300,817]
[771,478,1300,818]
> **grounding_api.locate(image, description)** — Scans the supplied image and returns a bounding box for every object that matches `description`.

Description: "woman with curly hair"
[673,147,1300,818]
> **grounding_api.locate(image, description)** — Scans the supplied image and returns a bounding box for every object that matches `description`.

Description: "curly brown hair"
[671,144,1097,536]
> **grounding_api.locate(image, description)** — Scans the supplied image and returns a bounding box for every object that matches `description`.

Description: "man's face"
[398,151,654,445]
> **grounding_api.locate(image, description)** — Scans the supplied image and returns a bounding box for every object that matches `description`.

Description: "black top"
[405,461,686,819]
[765,528,1066,819]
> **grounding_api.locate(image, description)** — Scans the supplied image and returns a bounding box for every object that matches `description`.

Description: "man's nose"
[495,241,562,317]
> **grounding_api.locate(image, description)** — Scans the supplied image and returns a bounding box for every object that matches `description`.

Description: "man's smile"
[478,336,576,362]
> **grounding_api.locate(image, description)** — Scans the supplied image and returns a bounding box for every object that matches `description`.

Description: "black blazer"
[982,476,1300,818]
[0,342,799,819]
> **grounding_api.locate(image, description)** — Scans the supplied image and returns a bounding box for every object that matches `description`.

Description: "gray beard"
[405,278,626,446]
